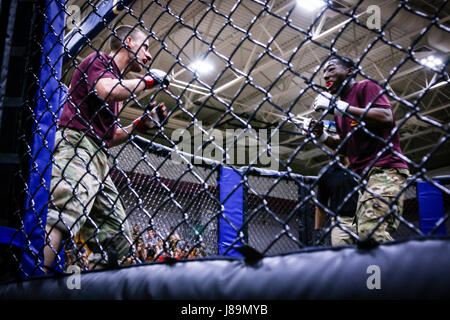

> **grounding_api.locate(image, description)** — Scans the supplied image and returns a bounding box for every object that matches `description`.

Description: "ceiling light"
[190,60,214,74]
[420,55,443,70]
[297,0,326,11]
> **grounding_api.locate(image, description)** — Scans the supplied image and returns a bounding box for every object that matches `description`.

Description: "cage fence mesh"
[245,173,308,254]
[0,0,449,280]
[108,139,220,262]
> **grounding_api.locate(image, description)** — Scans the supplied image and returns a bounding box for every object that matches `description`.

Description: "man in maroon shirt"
[310,55,409,244]
[44,25,169,271]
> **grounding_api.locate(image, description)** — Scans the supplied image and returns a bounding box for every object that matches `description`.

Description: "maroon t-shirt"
[58,52,120,147]
[335,79,408,175]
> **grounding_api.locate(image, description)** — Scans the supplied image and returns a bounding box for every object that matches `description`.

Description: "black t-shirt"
[317,164,358,217]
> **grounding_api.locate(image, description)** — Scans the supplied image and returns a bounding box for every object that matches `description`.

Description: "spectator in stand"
[137,242,147,262]
[132,224,144,248]
[145,229,158,246]
[145,243,156,262]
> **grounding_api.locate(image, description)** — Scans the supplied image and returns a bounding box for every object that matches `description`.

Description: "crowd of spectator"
[65,240,90,271]
[64,224,207,270]
[129,225,207,264]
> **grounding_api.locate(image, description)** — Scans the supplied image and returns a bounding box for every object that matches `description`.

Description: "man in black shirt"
[314,156,359,246]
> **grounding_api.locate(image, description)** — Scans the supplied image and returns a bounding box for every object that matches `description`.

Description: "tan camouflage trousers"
[356,166,410,243]
[331,216,357,246]
[46,129,132,265]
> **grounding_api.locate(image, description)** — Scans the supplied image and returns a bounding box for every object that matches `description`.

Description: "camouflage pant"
[356,167,410,243]
[47,128,132,265]
[331,216,357,246]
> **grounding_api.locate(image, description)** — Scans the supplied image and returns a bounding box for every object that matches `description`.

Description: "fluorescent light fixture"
[297,0,326,11]
[190,59,214,74]
[420,55,443,70]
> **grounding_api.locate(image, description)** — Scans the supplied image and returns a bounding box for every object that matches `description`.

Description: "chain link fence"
[109,137,220,261]
[0,0,449,280]
[245,170,314,254]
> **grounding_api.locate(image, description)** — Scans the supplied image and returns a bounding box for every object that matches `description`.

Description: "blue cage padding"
[417,181,446,236]
[64,0,136,65]
[218,167,244,257]
[0,227,25,250]
[20,0,66,277]
[1,238,449,299]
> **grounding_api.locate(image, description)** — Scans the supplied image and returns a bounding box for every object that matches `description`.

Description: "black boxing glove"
[132,102,167,133]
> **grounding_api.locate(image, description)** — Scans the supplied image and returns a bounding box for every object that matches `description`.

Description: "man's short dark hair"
[110,25,145,51]
[328,55,356,70]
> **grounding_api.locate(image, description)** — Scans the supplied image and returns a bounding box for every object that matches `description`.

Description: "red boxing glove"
[132,116,148,134]
[140,69,169,90]
[141,75,155,90]
[132,102,166,134]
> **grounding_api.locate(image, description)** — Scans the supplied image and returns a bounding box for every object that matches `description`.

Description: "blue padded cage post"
[63,0,136,65]
[218,166,244,257]
[20,0,66,278]
[417,180,446,236]
[21,0,133,278]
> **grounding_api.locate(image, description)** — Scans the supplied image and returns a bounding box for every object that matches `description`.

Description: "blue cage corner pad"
[20,0,66,277]
[218,167,244,257]
[417,181,446,236]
